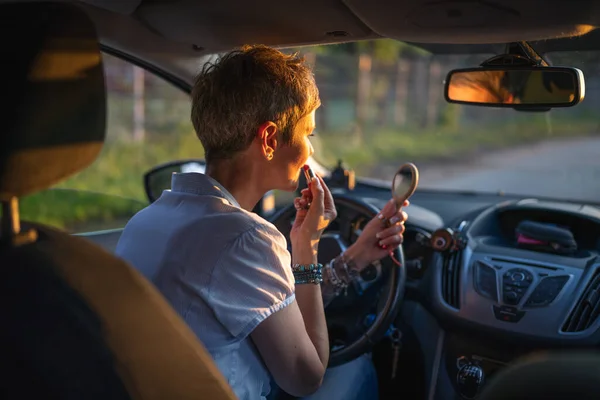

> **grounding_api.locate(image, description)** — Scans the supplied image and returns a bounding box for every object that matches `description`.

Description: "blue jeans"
[302,353,378,400]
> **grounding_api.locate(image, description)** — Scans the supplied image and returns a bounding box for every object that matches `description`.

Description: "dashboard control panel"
[435,245,593,339]
[423,200,600,342]
[473,260,572,310]
[502,268,533,305]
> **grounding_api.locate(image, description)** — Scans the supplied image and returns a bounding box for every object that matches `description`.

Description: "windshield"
[291,42,600,203]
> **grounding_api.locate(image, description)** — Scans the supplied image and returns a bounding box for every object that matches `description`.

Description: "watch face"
[359,265,378,282]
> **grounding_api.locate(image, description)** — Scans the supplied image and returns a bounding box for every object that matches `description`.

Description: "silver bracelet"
[332,252,359,284]
[325,260,347,296]
[340,252,361,281]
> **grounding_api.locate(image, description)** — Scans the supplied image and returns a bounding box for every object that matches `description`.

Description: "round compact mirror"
[392,162,419,208]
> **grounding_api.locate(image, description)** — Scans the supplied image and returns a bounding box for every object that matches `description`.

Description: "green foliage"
[373,40,400,62]
[438,103,461,129]
[292,39,429,61]
[20,189,146,232]
[23,126,204,232]
[372,40,430,62]
[60,123,203,201]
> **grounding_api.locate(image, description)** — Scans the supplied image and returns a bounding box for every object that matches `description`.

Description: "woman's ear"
[257,121,278,160]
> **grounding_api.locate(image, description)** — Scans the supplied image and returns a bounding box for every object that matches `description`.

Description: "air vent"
[563,269,600,332]
[441,250,462,309]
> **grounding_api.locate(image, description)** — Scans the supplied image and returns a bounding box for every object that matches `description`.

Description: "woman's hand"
[290,175,337,247]
[344,198,409,270]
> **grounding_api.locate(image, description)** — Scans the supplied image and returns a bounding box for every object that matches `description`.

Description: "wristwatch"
[359,264,378,282]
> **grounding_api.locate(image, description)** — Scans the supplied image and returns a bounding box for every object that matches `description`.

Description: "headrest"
[480,351,600,400]
[0,2,106,200]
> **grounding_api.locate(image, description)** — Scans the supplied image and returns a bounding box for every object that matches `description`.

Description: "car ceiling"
[4,0,600,86]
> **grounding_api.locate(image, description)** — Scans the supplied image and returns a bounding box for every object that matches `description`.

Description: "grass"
[19,130,204,232]
[315,113,598,177]
[20,190,147,232]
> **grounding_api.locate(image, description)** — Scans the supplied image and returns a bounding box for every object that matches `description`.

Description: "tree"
[133,65,145,142]
[290,40,433,137]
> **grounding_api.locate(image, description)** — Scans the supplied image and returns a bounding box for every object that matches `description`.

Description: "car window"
[20,52,204,233]
[287,41,600,203]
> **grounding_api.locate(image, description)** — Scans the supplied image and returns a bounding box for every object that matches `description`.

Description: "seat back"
[0,3,235,399]
[478,351,600,400]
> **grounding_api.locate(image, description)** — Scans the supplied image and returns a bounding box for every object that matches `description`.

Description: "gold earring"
[267,152,273,160]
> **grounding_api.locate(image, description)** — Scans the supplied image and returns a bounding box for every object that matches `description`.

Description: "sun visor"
[344,0,597,44]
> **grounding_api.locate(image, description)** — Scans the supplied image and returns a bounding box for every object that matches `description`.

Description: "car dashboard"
[327,178,600,400]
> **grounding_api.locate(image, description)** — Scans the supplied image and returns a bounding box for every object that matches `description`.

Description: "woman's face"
[448,83,514,104]
[271,109,316,191]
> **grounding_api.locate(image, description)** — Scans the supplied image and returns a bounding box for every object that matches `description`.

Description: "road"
[417,136,600,202]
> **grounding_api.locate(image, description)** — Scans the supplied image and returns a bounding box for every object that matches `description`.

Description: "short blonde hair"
[191,45,321,162]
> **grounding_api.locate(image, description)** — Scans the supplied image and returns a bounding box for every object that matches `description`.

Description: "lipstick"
[301,165,315,210]
[303,164,314,185]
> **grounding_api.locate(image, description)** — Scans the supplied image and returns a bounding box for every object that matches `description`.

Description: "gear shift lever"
[457,363,485,399]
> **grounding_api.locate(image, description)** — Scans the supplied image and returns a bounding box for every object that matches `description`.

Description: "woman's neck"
[206,156,266,211]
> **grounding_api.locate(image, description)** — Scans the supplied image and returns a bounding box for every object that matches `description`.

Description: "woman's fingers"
[376,222,406,240]
[378,199,410,220]
[294,187,314,209]
[317,176,335,212]
[294,197,310,210]
[377,199,396,221]
[388,210,408,226]
[378,232,404,247]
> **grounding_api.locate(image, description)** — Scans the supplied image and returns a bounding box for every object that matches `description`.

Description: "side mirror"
[143,159,206,203]
[142,159,276,217]
[444,66,585,109]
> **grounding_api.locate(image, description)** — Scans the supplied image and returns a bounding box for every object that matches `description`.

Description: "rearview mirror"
[444,67,585,108]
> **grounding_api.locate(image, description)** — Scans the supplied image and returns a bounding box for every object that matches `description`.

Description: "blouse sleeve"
[207,222,295,339]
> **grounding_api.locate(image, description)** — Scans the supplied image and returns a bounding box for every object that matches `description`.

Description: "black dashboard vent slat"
[441,250,462,309]
[563,270,600,333]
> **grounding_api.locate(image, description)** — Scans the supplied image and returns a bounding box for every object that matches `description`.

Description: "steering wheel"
[270,193,406,367]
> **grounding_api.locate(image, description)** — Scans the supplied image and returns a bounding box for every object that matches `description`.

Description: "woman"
[115,45,408,400]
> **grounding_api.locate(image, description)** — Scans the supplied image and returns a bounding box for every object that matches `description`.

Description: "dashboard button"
[504,291,520,305]
[502,269,533,304]
[474,262,498,301]
[504,268,533,284]
[506,280,530,289]
[512,272,525,281]
[512,286,526,295]
[525,275,569,307]
[493,305,525,322]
